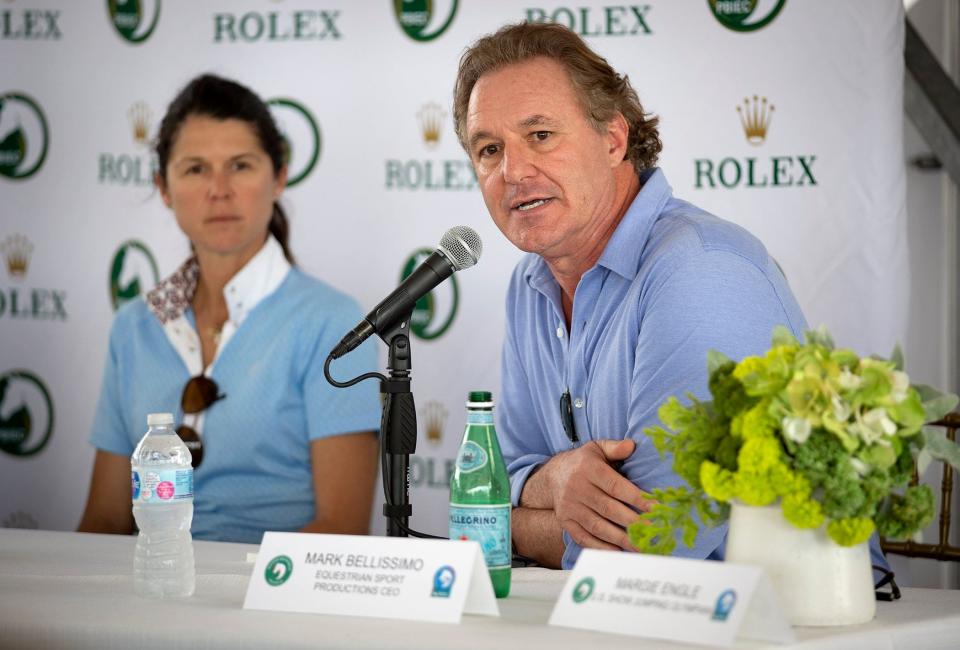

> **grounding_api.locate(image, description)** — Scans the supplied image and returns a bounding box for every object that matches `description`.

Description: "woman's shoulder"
[109,297,157,335]
[278,268,365,319]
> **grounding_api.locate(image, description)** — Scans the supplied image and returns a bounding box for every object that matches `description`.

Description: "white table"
[1,528,958,649]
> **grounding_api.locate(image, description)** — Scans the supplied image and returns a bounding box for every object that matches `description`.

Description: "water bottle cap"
[466,391,493,408]
[147,412,174,426]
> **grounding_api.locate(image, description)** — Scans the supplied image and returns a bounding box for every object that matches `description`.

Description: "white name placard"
[243,532,499,624]
[549,549,794,647]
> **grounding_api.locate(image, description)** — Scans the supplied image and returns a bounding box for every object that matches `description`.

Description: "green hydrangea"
[826,517,875,546]
[629,326,959,556]
[782,492,824,529]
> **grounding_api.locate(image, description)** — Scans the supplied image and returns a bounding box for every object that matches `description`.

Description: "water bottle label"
[466,411,494,425]
[456,441,488,473]
[131,467,193,503]
[449,504,511,569]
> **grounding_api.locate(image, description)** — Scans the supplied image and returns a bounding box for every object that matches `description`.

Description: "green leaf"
[771,325,798,348]
[921,426,960,471]
[859,444,896,470]
[916,448,933,475]
[889,344,905,372]
[913,384,959,422]
[804,326,834,349]
[707,349,732,376]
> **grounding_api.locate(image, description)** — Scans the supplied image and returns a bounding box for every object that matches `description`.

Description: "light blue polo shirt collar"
[523,167,672,294]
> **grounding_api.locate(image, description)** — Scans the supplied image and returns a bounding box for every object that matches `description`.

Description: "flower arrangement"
[628,326,960,554]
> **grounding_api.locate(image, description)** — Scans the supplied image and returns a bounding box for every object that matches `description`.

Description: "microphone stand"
[379,315,417,537]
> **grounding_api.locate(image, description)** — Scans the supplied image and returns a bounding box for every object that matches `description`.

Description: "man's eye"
[533,131,551,141]
[479,144,500,158]
[184,165,203,175]
[233,160,251,171]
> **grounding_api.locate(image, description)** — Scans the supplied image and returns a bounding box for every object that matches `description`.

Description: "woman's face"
[159,114,286,262]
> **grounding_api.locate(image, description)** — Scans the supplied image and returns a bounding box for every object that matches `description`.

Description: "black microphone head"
[438,226,482,271]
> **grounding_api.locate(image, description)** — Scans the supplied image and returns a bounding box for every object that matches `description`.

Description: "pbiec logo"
[708,0,786,33]
[0,370,55,457]
[107,0,161,44]
[400,248,459,340]
[110,240,160,311]
[267,98,321,188]
[394,0,457,42]
[0,92,49,180]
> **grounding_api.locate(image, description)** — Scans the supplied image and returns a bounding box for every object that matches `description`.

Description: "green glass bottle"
[449,391,511,598]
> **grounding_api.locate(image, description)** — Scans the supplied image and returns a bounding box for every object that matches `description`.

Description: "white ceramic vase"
[724,502,876,626]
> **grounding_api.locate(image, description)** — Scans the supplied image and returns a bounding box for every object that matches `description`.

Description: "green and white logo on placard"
[708,0,785,32]
[109,240,159,311]
[265,555,293,586]
[0,93,49,180]
[401,248,459,340]
[394,0,458,42]
[266,98,321,188]
[107,0,161,43]
[572,577,595,603]
[0,370,54,457]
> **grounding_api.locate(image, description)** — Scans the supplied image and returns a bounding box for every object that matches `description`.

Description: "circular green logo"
[265,555,293,586]
[267,98,321,188]
[0,93,49,180]
[109,240,160,311]
[0,370,54,457]
[107,0,161,44]
[394,0,458,42]
[401,248,459,340]
[572,577,595,604]
[708,0,786,32]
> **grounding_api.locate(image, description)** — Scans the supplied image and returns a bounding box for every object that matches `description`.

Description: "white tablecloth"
[1,528,958,649]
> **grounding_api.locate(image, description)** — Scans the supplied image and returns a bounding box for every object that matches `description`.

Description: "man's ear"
[606,112,630,167]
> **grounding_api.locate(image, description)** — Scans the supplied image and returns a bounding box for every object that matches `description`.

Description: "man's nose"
[501,146,537,184]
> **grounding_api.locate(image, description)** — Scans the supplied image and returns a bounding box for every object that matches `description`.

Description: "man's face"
[466,57,623,259]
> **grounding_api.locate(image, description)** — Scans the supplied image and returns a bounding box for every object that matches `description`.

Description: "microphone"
[329,226,482,359]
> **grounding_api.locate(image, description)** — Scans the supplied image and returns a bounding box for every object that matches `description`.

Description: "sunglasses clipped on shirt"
[560,389,579,445]
[176,375,225,469]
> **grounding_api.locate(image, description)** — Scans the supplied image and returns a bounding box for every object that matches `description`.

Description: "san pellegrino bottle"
[449,391,511,598]
[131,412,195,598]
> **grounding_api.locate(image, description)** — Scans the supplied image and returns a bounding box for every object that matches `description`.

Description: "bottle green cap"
[467,390,493,406]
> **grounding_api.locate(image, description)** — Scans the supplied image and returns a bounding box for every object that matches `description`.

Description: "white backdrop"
[0,0,906,538]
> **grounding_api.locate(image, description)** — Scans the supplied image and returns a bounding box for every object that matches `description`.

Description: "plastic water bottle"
[449,391,511,598]
[131,412,195,598]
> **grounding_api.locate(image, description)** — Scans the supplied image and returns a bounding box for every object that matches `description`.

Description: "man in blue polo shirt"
[451,23,810,569]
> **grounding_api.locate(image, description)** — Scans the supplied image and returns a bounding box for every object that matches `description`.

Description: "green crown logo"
[394,0,458,42]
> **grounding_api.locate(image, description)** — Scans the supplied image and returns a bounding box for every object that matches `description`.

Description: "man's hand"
[520,439,654,552]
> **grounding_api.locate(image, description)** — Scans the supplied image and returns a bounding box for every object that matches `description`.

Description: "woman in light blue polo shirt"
[77,75,381,543]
